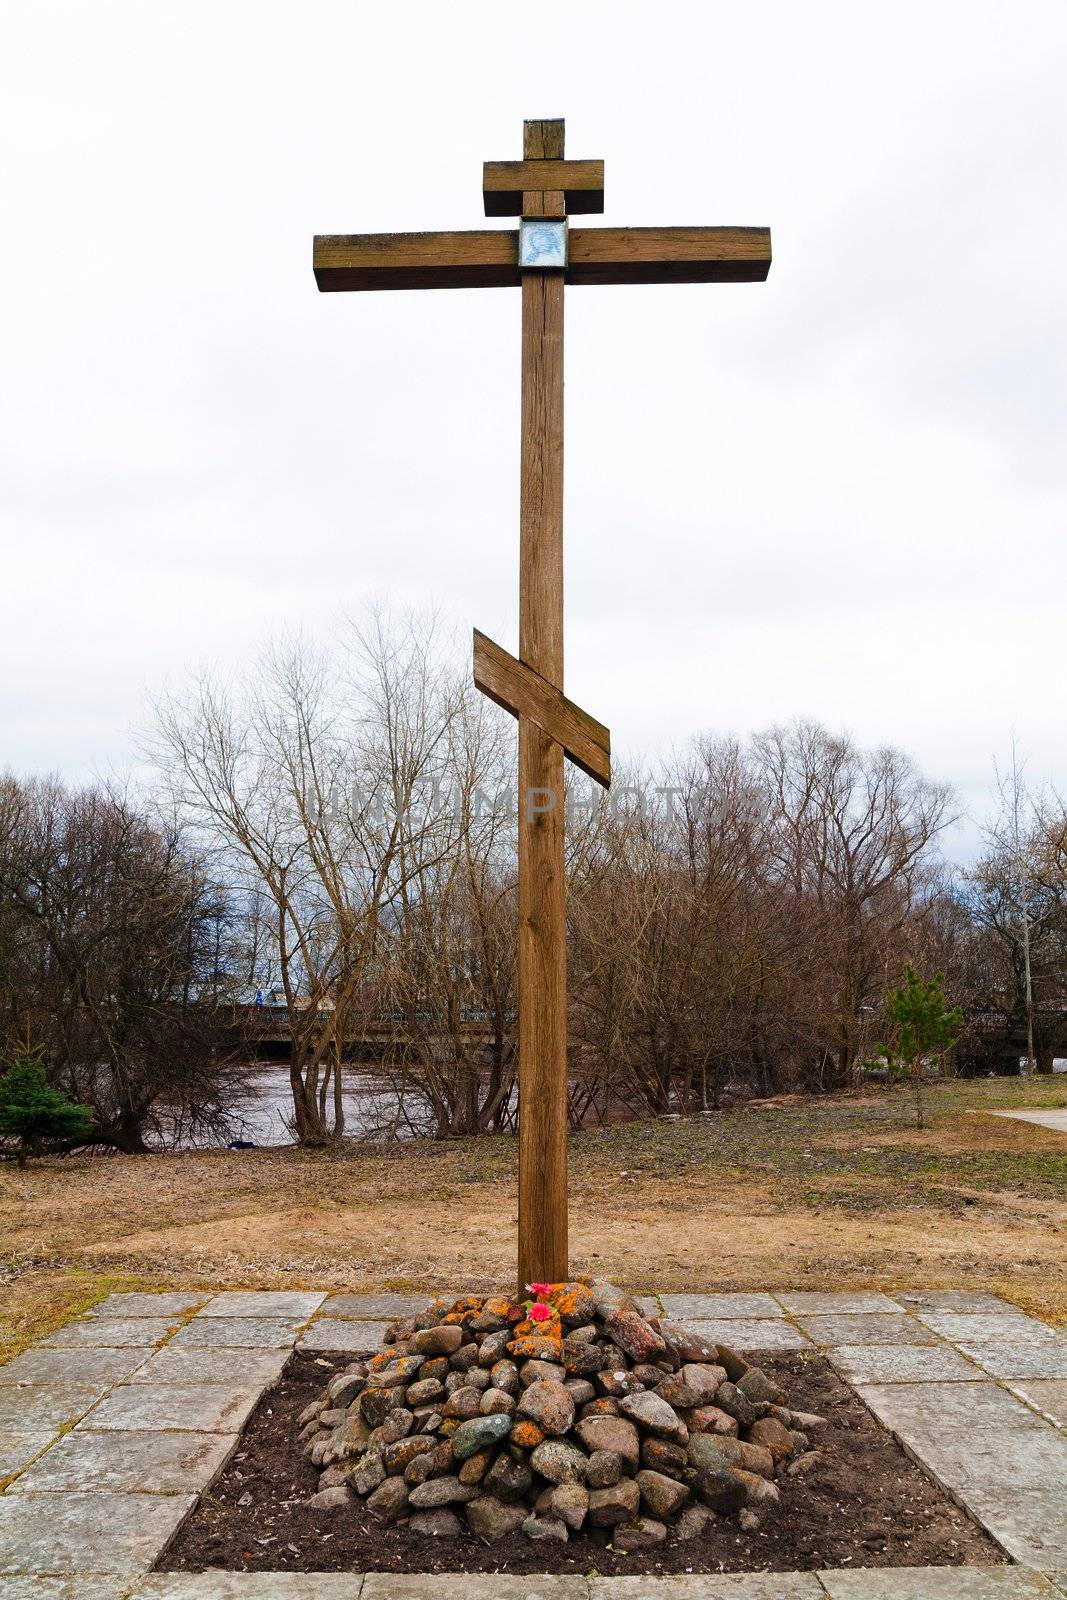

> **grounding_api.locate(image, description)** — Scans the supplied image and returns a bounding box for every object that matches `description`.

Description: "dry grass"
[2,1075,1065,1359]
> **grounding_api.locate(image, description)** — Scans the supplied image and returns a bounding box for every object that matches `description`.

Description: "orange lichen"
[510,1420,546,1449]
[507,1333,563,1361]
[549,1283,594,1322]
[385,1435,434,1471]
[514,1310,562,1338]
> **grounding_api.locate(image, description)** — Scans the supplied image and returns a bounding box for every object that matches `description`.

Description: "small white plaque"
[519,218,568,270]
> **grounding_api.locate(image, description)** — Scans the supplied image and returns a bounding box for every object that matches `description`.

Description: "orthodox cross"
[314,119,771,1292]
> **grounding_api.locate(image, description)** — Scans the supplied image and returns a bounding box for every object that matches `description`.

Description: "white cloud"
[2,0,1064,858]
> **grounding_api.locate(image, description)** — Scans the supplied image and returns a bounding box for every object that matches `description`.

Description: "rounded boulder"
[517,1380,575,1438]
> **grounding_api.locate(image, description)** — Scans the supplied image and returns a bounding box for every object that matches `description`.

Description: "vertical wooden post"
[517,120,568,1292]
[316,119,770,1300]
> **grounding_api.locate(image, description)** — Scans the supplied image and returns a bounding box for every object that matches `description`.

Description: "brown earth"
[159,1348,1003,1576]
[2,1075,1065,1360]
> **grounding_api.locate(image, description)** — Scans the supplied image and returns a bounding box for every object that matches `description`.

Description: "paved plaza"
[985,1110,1067,1135]
[1,1286,1066,1597]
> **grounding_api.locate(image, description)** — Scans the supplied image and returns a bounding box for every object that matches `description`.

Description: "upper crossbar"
[314,227,772,291]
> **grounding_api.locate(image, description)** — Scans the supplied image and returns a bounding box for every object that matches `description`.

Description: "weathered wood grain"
[313,230,517,291]
[473,630,610,787]
[314,226,771,291]
[484,158,604,216]
[523,119,566,160]
[569,226,771,283]
[522,187,566,222]
[519,271,564,680]
[516,221,569,1290]
[517,720,568,1291]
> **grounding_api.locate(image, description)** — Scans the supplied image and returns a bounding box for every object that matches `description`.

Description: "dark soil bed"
[160,1349,1004,1577]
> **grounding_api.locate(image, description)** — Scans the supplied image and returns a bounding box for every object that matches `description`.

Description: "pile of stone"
[296,1282,826,1549]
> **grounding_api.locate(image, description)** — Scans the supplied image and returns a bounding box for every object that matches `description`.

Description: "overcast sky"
[2,1,1064,860]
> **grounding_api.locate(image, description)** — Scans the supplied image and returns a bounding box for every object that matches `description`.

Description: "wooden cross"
[314,119,771,1291]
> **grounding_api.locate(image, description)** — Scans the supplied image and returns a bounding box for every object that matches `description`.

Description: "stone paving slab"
[126,1348,288,1388]
[322,1294,455,1319]
[88,1296,206,1321]
[0,1580,127,1598]
[363,1578,587,1600]
[987,1109,1067,1132]
[298,1318,392,1352]
[41,1323,175,1351]
[588,1577,824,1598]
[895,1289,1012,1315]
[10,1429,239,1495]
[915,1312,1063,1343]
[0,1434,54,1480]
[796,1313,940,1347]
[959,1342,1067,1380]
[196,1292,325,1320]
[960,1485,1067,1569]
[829,1343,982,1383]
[0,1350,150,1390]
[775,1291,902,1315]
[0,1492,196,1575]
[659,1293,783,1319]
[75,1384,260,1434]
[167,1318,300,1350]
[855,1380,1067,1572]
[0,1387,103,1432]
[906,1420,1067,1489]
[133,1579,365,1598]
[856,1379,1051,1436]
[685,1318,812,1351]
[1007,1378,1067,1427]
[817,1568,1057,1597]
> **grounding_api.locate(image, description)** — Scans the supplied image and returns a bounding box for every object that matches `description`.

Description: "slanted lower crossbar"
[473,630,610,788]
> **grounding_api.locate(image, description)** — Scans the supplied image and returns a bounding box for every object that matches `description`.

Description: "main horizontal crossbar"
[314,227,771,291]
[483,159,604,216]
[473,630,611,788]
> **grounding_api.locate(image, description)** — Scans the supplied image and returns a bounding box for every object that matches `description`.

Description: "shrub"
[0,1049,94,1167]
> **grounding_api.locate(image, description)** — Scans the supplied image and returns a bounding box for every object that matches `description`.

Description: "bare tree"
[0,775,245,1151]
[152,609,472,1144]
[568,723,955,1109]
[753,722,955,1087]
[968,769,1067,1075]
[988,744,1038,1073]
[367,685,519,1138]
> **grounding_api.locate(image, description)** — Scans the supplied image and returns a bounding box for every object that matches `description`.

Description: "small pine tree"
[0,1050,94,1168]
[877,966,963,1130]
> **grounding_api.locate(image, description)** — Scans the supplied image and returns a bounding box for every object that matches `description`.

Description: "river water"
[214,1066,422,1148]
[191,1059,1067,1150]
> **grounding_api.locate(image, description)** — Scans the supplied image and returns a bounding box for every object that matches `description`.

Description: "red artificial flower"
[527,1302,552,1323]
[526,1281,553,1299]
